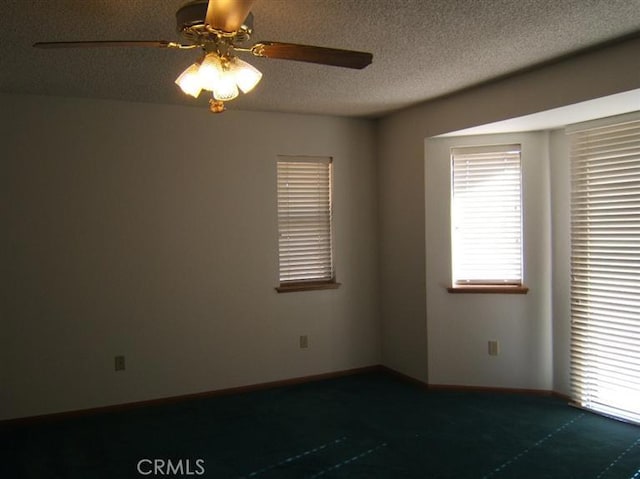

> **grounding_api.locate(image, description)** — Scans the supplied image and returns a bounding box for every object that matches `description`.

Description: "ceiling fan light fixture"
[198,52,224,89]
[212,72,239,101]
[175,62,202,98]
[230,57,262,94]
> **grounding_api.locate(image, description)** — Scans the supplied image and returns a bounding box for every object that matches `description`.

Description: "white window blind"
[451,144,523,285]
[277,156,334,284]
[569,113,640,425]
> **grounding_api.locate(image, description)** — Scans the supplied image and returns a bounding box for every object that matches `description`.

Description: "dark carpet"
[1,371,639,478]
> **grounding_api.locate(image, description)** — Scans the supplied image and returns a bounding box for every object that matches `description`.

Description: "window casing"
[450,144,524,290]
[276,156,338,292]
[568,112,640,424]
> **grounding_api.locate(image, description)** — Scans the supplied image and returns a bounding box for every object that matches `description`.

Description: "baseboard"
[378,365,429,388]
[1,365,571,427]
[379,365,570,401]
[0,365,383,427]
[427,383,557,397]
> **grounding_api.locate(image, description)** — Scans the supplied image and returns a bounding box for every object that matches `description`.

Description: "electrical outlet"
[115,355,126,371]
[488,341,499,356]
[299,335,309,349]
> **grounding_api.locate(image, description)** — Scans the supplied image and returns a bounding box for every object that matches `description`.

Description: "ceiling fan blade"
[33,40,177,49]
[251,42,372,69]
[205,0,256,33]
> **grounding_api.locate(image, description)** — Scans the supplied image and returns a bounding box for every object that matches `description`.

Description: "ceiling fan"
[33,0,373,113]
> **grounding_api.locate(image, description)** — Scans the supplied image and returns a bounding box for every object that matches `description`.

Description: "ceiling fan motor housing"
[176,0,254,44]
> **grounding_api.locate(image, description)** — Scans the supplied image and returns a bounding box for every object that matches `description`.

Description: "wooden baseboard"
[427,383,556,397]
[378,365,429,388]
[1,365,571,427]
[0,365,383,427]
[379,365,570,400]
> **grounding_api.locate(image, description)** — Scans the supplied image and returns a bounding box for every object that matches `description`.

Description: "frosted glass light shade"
[175,63,202,98]
[231,58,262,93]
[198,53,223,89]
[213,72,239,101]
[175,53,260,104]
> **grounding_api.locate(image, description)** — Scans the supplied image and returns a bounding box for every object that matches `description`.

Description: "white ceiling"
[1,0,639,118]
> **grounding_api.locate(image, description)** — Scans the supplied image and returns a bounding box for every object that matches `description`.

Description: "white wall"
[425,132,552,390]
[377,118,429,381]
[0,93,380,420]
[378,35,640,386]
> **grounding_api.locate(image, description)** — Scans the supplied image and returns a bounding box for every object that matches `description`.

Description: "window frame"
[448,143,528,294]
[275,155,340,293]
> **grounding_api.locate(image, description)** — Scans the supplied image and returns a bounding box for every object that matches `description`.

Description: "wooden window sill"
[447,285,529,294]
[276,281,341,293]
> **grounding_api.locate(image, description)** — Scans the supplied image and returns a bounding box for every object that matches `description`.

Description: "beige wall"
[378,35,640,385]
[1,94,381,420]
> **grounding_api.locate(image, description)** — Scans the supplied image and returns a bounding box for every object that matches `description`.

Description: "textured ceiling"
[1,0,639,117]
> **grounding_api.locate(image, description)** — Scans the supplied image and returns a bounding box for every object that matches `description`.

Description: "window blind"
[451,144,523,284]
[277,156,334,284]
[569,113,640,424]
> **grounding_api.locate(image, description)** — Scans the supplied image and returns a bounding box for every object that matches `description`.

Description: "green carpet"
[1,371,639,478]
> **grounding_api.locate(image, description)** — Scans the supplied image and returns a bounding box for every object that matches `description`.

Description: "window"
[276,156,339,292]
[449,144,526,293]
[568,112,640,424]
